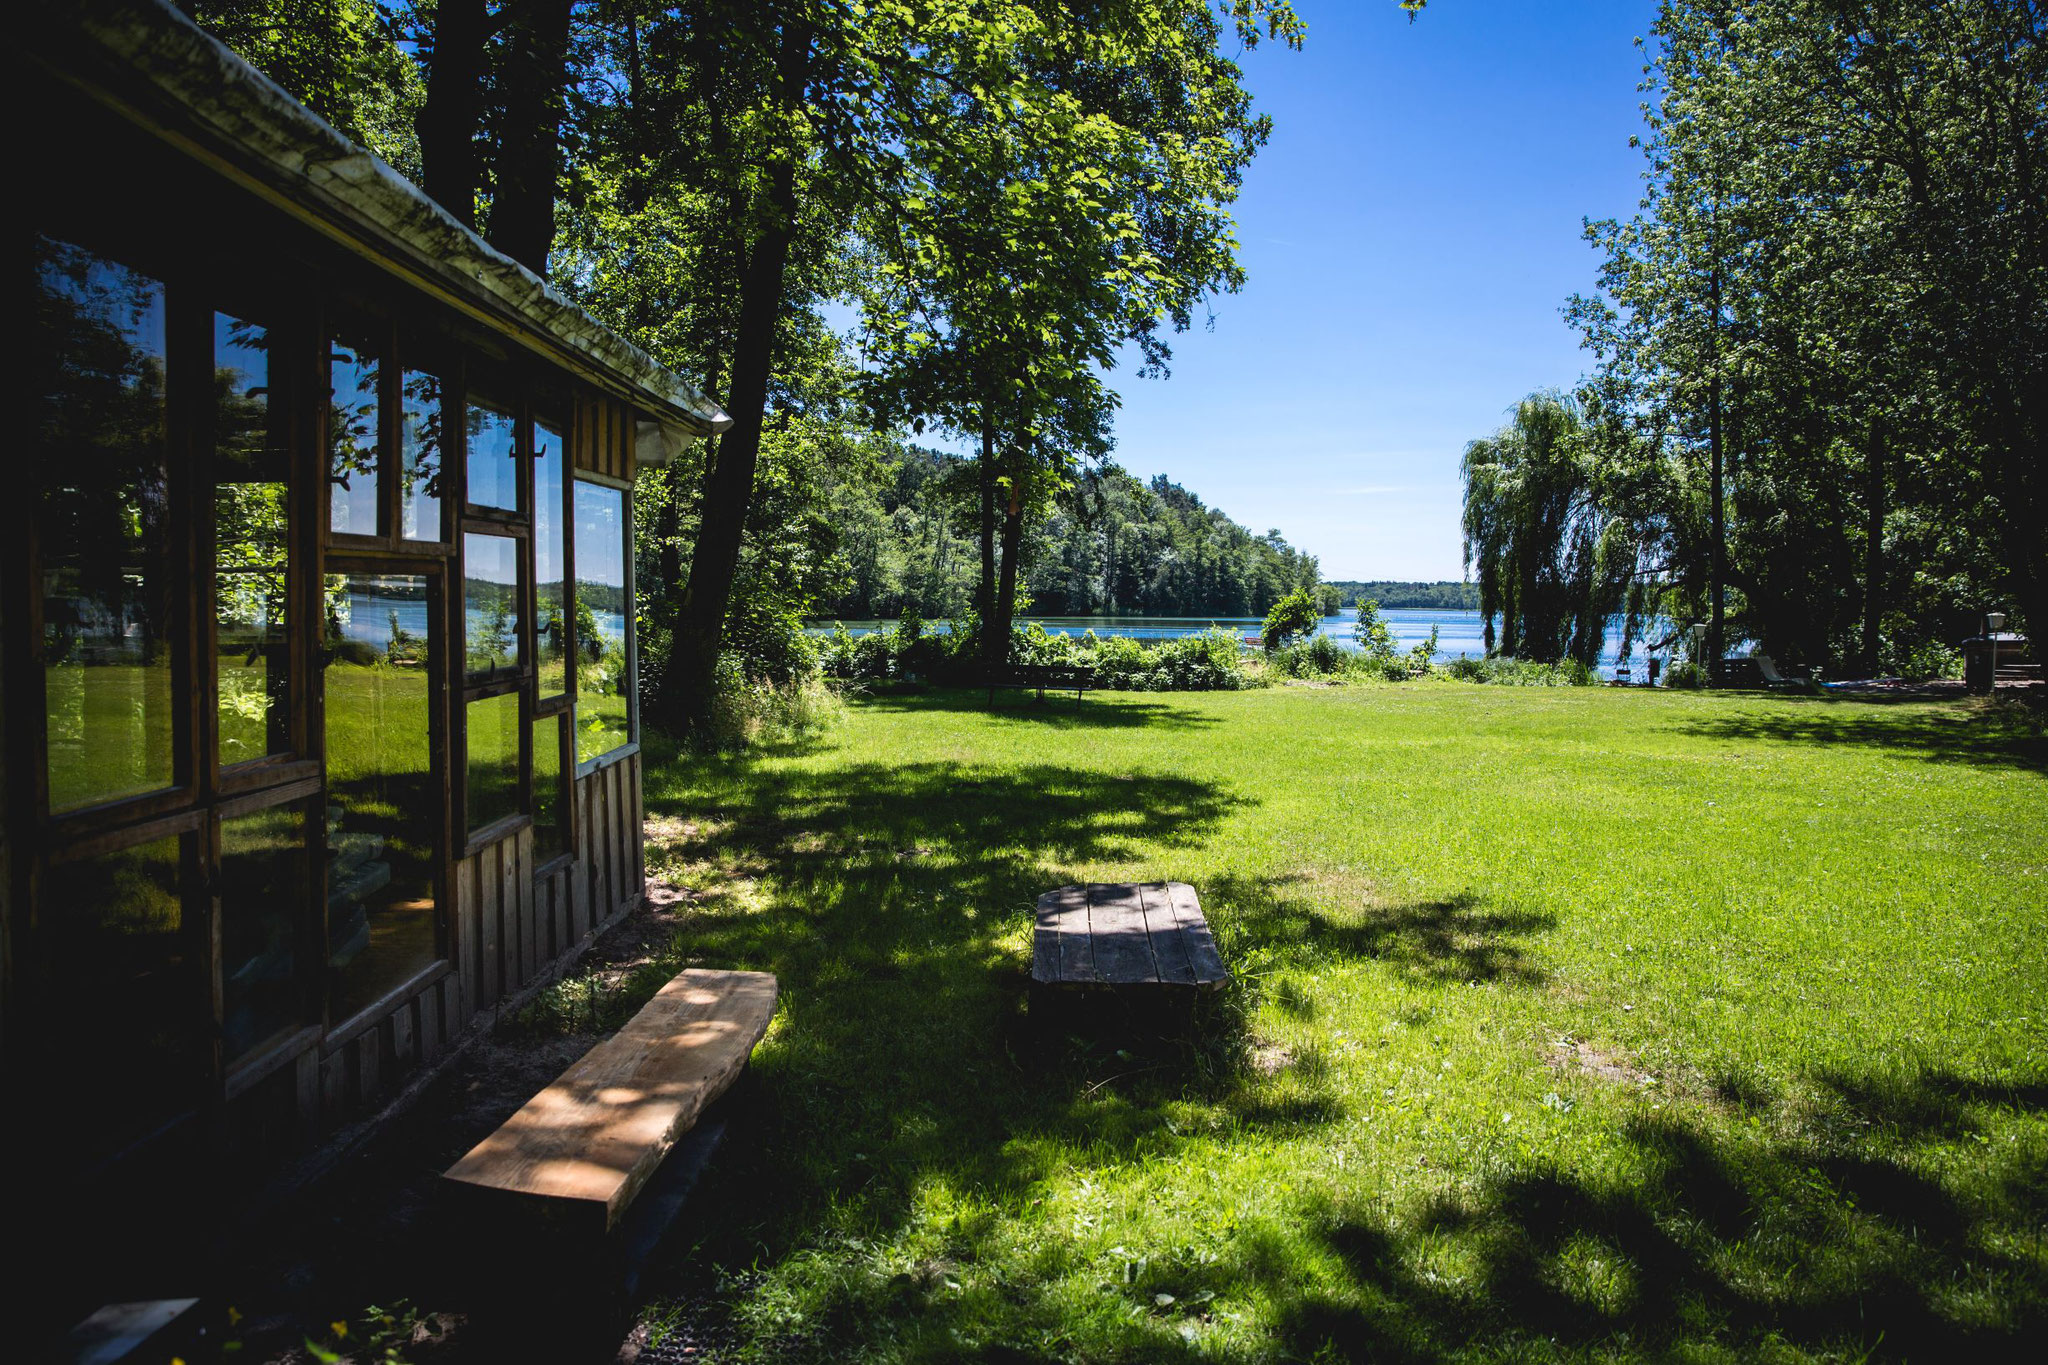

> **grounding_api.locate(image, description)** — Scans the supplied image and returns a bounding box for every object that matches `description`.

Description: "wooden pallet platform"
[1032,882,1228,990]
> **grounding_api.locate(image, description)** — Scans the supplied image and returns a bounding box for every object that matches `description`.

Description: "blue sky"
[1102,0,1661,581]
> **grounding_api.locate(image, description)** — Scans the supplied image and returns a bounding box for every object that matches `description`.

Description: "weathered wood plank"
[457,856,479,1018]
[1161,881,1229,987]
[1086,883,1159,984]
[477,846,501,1006]
[1045,884,1093,983]
[1031,889,1066,984]
[442,969,779,1235]
[1031,882,1228,990]
[1138,882,1198,985]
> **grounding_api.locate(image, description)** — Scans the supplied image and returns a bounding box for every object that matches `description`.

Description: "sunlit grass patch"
[612,685,2045,1361]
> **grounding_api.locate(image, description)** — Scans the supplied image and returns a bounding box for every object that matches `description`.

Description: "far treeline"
[1464,0,2045,678]
[813,448,1324,623]
[184,0,1430,734]
[1322,581,1480,612]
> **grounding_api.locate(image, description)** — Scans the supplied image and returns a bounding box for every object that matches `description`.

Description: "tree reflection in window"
[464,533,522,677]
[32,235,176,811]
[535,417,567,699]
[215,311,291,766]
[400,369,443,541]
[328,335,381,536]
[574,481,630,761]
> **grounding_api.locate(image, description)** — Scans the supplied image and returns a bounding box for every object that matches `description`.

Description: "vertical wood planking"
[477,843,500,1007]
[498,833,519,990]
[518,826,537,982]
[630,751,646,899]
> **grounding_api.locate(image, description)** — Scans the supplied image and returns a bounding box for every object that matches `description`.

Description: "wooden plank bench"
[987,663,1092,707]
[443,967,777,1250]
[1032,882,1229,991]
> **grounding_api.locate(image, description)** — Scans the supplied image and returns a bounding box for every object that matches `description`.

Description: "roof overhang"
[26,0,732,442]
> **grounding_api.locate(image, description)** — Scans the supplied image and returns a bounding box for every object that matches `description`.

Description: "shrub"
[1407,624,1441,676]
[1445,653,1486,681]
[1353,597,1399,665]
[1271,632,1351,679]
[1442,655,1598,687]
[1898,640,1963,682]
[703,653,844,750]
[1261,585,1324,651]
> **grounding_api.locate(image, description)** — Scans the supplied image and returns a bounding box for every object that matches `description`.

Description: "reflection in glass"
[533,713,565,861]
[33,236,176,811]
[574,481,630,761]
[216,311,291,766]
[466,397,519,511]
[464,533,523,676]
[467,691,520,833]
[400,369,443,540]
[324,572,439,1019]
[535,417,567,699]
[41,836,198,1158]
[328,335,381,535]
[222,802,308,1060]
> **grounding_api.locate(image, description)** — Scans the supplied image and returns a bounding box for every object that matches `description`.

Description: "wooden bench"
[987,663,1092,706]
[1033,882,1229,991]
[442,967,776,1294]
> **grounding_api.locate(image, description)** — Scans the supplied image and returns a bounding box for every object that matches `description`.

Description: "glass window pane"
[215,311,291,767]
[465,397,519,511]
[400,369,443,541]
[222,801,309,1061]
[533,712,565,861]
[33,236,177,812]
[574,481,630,762]
[324,572,440,1020]
[464,533,523,677]
[535,417,567,700]
[40,836,200,1157]
[466,691,520,833]
[327,335,381,536]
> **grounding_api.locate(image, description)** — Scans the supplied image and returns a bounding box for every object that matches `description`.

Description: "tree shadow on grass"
[1210,870,1555,987]
[1669,696,2047,774]
[851,685,1223,730]
[611,745,2039,1362]
[1266,1081,2048,1363]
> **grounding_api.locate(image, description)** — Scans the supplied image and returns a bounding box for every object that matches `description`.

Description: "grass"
[539,683,2046,1362]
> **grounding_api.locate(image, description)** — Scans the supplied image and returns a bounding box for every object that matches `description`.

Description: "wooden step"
[442,968,777,1236]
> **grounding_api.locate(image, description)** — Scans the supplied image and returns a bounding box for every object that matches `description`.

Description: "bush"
[1353,597,1399,665]
[1898,640,1963,683]
[703,651,844,750]
[1271,632,1351,679]
[1441,655,1597,687]
[1261,585,1324,651]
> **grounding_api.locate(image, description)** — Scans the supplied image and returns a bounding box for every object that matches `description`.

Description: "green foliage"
[701,652,844,752]
[1562,0,2048,670]
[1325,580,1481,610]
[820,621,1252,692]
[1407,624,1441,676]
[1260,585,1324,651]
[1352,598,1399,665]
[1270,633,1352,679]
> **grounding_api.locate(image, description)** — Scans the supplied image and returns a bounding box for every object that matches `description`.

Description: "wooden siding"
[574,394,635,481]
[305,749,645,1138]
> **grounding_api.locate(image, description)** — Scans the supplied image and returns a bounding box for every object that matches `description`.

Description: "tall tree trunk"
[976,418,998,624]
[416,0,489,229]
[492,0,573,275]
[664,24,811,735]
[1706,254,1727,681]
[1862,420,1885,673]
[989,448,1026,667]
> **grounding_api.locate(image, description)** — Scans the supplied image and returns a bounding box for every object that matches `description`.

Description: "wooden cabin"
[7,0,729,1321]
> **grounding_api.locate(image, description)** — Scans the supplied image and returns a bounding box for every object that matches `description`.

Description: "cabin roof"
[29,0,731,447]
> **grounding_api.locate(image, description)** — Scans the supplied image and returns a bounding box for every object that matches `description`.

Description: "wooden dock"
[1032,882,1229,990]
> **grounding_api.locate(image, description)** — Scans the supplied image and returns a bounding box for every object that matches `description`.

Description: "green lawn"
[590,684,2045,1362]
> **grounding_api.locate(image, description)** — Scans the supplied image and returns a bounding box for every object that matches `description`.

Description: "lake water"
[812,608,1670,681]
[335,592,627,651]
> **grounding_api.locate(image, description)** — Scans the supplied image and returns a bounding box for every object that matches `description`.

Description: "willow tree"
[1462,394,1641,668]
